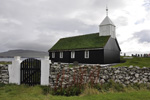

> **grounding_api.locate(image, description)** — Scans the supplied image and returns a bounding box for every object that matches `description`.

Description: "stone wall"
[0,64,9,84]
[49,64,101,88]
[49,64,150,88]
[99,66,150,85]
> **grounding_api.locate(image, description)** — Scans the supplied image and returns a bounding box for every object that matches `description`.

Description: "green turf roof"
[49,33,110,51]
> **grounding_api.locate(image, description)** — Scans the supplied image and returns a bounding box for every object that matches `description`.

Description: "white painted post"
[8,56,22,85]
[41,56,51,85]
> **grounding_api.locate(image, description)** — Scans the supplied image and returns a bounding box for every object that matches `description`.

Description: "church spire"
[99,7,116,38]
[106,5,108,16]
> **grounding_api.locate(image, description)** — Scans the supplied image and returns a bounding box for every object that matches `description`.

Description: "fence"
[8,56,51,86]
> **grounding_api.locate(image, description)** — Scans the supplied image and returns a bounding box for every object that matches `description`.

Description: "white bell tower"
[99,7,116,38]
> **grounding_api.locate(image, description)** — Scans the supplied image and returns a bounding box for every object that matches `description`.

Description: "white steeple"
[100,16,115,26]
[99,7,116,38]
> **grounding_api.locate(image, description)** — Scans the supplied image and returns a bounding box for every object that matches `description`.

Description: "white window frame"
[52,52,55,58]
[71,51,75,59]
[60,52,63,58]
[85,50,89,59]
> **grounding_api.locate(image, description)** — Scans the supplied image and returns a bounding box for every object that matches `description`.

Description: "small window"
[60,52,63,58]
[71,51,75,59]
[85,50,89,58]
[52,52,55,58]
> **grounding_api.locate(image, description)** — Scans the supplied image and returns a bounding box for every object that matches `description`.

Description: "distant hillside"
[0,49,48,58]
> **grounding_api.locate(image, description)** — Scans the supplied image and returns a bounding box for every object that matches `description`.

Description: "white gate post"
[9,56,21,85]
[41,56,51,85]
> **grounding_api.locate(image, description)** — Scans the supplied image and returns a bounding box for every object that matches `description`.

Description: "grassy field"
[1,83,150,100]
[112,56,150,68]
[0,61,11,65]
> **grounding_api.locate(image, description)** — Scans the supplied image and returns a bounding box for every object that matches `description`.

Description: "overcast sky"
[0,0,150,55]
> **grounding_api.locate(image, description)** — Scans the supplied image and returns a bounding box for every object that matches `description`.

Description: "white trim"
[60,52,63,58]
[71,51,75,59]
[85,50,89,59]
[52,52,55,58]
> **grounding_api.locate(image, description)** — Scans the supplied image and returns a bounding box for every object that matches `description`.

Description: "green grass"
[49,33,110,51]
[1,83,150,100]
[113,56,150,68]
[0,61,11,65]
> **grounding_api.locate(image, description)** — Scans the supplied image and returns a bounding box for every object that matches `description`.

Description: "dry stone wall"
[0,65,9,84]
[49,64,101,88]
[49,64,150,88]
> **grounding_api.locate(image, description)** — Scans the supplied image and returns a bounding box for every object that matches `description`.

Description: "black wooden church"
[49,10,121,64]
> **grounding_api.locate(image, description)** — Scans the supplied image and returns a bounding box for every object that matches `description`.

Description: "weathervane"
[106,5,108,16]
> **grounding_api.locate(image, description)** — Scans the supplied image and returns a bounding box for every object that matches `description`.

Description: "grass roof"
[49,33,110,51]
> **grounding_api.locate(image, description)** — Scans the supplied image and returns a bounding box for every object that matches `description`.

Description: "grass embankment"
[113,57,150,68]
[1,83,150,100]
[0,61,11,65]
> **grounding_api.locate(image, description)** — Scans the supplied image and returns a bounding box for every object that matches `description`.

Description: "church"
[49,9,121,64]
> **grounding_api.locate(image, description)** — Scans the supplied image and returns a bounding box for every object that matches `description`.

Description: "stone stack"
[99,66,150,85]
[0,65,9,84]
[49,64,101,88]
[49,64,150,88]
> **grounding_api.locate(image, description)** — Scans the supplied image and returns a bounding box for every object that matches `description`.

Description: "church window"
[85,50,89,58]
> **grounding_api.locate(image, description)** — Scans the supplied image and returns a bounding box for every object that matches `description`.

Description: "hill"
[0,49,48,58]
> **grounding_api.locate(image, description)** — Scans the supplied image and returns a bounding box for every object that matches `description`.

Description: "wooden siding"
[49,49,104,64]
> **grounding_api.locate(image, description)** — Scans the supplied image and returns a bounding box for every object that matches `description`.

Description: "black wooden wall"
[104,37,120,64]
[104,50,120,64]
[49,49,104,64]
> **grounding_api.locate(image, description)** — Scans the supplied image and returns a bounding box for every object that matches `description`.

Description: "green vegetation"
[68,64,74,68]
[49,33,110,51]
[51,85,83,96]
[0,61,11,65]
[113,56,150,68]
[1,81,150,100]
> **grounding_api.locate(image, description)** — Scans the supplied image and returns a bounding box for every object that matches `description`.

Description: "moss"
[49,33,110,51]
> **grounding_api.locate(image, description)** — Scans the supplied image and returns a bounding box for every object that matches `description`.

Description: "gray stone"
[115,79,120,83]
[114,70,120,74]
[104,70,108,73]
[125,77,130,80]
[130,72,134,75]
[100,79,105,83]
[133,80,138,83]
[129,65,133,68]
[135,74,139,78]
[135,66,140,69]
[119,76,123,79]
[144,73,148,75]
[102,76,106,79]
[142,78,148,82]
[64,75,69,78]
[125,81,130,84]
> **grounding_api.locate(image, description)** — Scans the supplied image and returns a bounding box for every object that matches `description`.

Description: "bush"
[51,85,84,96]
[40,86,50,95]
[93,80,125,92]
[0,83,5,87]
[42,80,150,96]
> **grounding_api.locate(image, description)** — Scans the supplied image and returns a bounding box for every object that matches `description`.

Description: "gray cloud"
[143,0,150,11]
[0,0,127,52]
[134,30,150,43]
[114,16,128,26]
